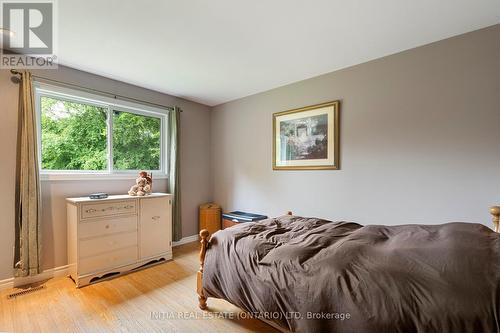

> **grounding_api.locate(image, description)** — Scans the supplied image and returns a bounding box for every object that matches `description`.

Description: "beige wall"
[211,25,500,227]
[0,66,212,280]
[2,24,500,281]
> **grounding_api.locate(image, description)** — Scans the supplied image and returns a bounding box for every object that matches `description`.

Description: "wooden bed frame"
[197,211,293,311]
[196,207,500,317]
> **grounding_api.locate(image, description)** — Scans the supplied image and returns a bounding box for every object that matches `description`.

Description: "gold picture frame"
[273,101,340,170]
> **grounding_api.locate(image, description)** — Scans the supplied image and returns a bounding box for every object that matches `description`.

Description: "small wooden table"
[222,211,268,229]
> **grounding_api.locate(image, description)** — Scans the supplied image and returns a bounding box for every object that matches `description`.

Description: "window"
[112,110,161,170]
[35,83,167,179]
[40,96,108,171]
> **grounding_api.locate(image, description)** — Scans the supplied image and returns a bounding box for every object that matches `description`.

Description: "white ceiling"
[58,0,500,106]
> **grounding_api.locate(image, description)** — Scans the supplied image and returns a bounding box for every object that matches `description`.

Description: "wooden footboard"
[197,229,210,310]
[491,206,500,233]
[197,211,292,310]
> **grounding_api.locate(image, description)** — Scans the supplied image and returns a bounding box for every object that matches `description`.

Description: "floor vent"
[7,285,45,299]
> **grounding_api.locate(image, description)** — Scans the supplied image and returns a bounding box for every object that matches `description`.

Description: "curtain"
[168,107,182,241]
[14,70,42,277]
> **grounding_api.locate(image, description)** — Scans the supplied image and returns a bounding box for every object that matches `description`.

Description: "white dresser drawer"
[79,231,137,258]
[81,200,137,220]
[79,246,138,275]
[79,216,137,239]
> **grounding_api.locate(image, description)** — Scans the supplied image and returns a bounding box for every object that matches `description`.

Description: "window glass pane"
[113,110,161,170]
[40,96,108,170]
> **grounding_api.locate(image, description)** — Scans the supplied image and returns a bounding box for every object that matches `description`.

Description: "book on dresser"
[66,193,173,287]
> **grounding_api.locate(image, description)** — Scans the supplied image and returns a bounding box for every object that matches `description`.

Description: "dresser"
[66,193,172,287]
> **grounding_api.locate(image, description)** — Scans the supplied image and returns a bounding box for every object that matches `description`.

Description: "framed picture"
[273,101,340,170]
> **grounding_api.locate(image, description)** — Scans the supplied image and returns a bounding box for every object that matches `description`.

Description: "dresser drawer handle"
[98,207,115,212]
[152,216,160,221]
[86,205,133,214]
[105,225,110,229]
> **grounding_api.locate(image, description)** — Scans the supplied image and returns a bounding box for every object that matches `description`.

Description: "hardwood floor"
[0,242,279,333]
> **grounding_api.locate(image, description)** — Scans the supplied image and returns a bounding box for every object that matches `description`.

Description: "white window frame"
[34,82,169,181]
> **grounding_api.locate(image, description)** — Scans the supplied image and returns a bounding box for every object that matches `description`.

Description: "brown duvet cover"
[202,215,500,333]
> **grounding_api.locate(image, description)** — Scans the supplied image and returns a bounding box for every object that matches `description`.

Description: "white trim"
[172,234,199,247]
[106,105,113,174]
[34,81,169,178]
[0,236,198,291]
[0,265,70,292]
[40,173,168,181]
[34,82,170,116]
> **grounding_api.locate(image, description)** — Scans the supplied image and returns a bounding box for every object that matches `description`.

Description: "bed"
[196,208,500,333]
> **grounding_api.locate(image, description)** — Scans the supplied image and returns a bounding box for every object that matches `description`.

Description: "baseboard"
[172,234,198,247]
[0,265,70,292]
[0,236,198,291]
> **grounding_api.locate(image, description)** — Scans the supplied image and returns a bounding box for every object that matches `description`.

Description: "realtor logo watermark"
[0,0,57,68]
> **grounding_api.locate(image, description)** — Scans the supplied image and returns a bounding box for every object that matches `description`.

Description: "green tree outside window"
[40,96,162,171]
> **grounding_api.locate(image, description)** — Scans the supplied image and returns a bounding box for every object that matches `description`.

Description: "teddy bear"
[128,172,153,196]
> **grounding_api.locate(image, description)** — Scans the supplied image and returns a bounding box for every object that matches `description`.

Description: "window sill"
[40,173,168,182]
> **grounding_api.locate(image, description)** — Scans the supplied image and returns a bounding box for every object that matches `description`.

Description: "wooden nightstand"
[221,211,268,229]
[222,218,239,229]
